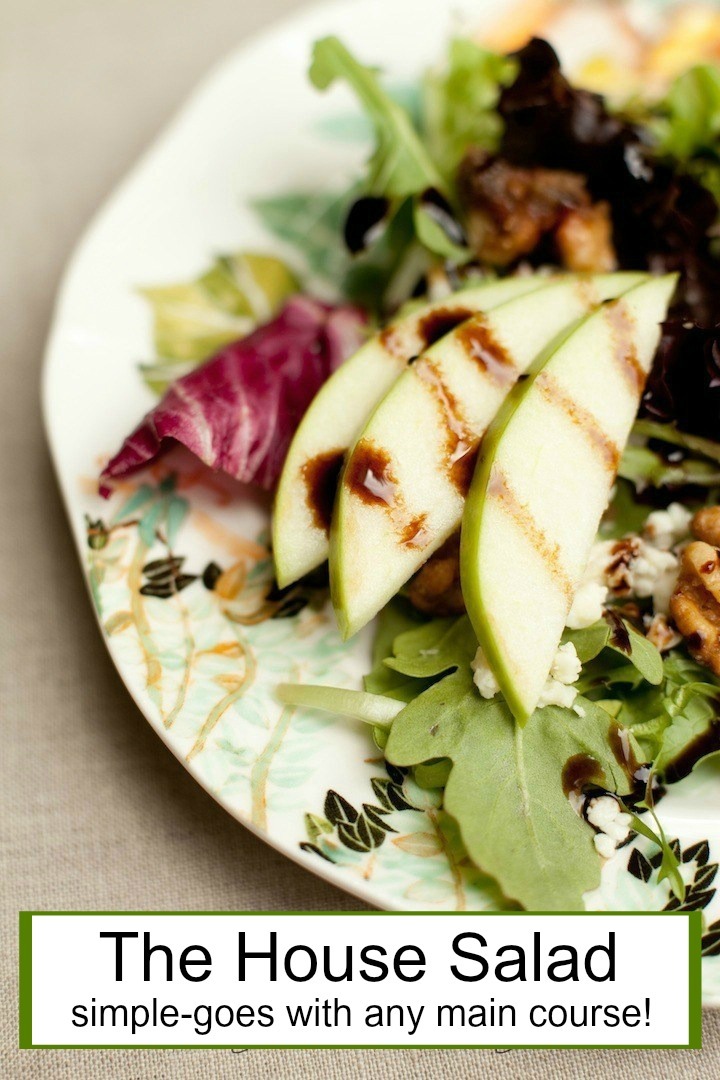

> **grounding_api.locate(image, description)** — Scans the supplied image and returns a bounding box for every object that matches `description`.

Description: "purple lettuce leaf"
[100,296,367,496]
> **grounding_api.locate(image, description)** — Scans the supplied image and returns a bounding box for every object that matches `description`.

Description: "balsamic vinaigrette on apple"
[456,321,516,385]
[345,441,397,507]
[417,307,474,349]
[302,449,345,534]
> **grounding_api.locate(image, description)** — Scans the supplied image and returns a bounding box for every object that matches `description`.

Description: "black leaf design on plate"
[324,791,358,826]
[702,919,720,957]
[140,555,197,598]
[362,803,397,833]
[683,841,710,867]
[370,778,414,812]
[627,848,653,883]
[385,762,407,786]
[271,597,308,619]
[299,842,334,863]
[202,561,223,590]
[337,820,371,853]
[302,764,419,864]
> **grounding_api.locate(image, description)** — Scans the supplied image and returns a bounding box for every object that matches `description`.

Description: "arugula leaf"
[633,418,720,465]
[653,682,720,779]
[424,39,516,177]
[139,252,298,393]
[341,197,429,313]
[619,444,720,489]
[563,616,663,686]
[309,37,470,277]
[364,598,430,702]
[310,36,445,200]
[627,807,685,902]
[387,683,633,910]
[585,646,720,780]
[385,615,475,679]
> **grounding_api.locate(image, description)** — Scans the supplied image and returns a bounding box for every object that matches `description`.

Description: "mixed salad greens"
[101,20,720,911]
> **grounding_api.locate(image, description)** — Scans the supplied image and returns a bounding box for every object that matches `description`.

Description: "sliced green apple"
[272,275,547,588]
[330,272,648,640]
[461,274,677,725]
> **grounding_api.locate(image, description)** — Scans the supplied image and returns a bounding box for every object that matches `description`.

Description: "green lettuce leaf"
[364,598,430,702]
[310,36,444,200]
[564,615,663,687]
[619,443,720,489]
[599,478,653,539]
[424,39,516,177]
[654,64,720,161]
[386,680,633,910]
[585,646,720,780]
[633,418,720,465]
[385,615,475,679]
[252,191,353,287]
[309,36,470,274]
[139,252,298,393]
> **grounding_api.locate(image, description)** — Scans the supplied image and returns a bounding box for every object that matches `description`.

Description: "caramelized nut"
[407,533,465,616]
[645,613,682,653]
[670,541,720,675]
[555,203,617,274]
[692,506,720,548]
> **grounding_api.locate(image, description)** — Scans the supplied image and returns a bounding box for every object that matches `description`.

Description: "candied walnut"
[692,506,720,548]
[456,151,617,272]
[670,541,720,675]
[407,533,465,616]
[555,202,617,273]
[457,151,591,266]
[645,613,682,653]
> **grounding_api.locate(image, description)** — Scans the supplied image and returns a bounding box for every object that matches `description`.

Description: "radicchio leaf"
[99,296,367,496]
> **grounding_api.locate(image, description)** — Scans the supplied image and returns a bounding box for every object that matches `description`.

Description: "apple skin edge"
[460,274,678,726]
[459,320,585,725]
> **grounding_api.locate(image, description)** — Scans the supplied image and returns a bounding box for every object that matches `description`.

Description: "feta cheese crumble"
[471,646,500,699]
[570,534,680,617]
[472,641,582,708]
[537,641,582,709]
[566,581,607,629]
[643,502,692,551]
[585,795,632,859]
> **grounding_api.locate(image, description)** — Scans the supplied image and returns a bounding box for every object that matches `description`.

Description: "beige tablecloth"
[3,0,720,1075]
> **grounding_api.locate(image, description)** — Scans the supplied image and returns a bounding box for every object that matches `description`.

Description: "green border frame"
[19,910,702,1050]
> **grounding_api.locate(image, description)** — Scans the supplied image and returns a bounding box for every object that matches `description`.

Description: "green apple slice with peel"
[272,275,548,588]
[461,273,677,725]
[330,271,648,640]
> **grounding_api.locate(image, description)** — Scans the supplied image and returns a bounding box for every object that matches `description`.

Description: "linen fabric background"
[3,0,720,1075]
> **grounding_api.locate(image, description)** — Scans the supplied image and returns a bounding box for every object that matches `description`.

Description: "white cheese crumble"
[471,646,500,699]
[643,502,692,551]
[571,536,680,616]
[537,679,578,709]
[550,641,582,683]
[566,581,608,629]
[538,642,582,709]
[586,795,632,859]
[472,642,582,708]
[630,543,679,613]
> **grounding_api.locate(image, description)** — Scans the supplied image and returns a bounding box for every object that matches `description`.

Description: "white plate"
[42,0,720,1000]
